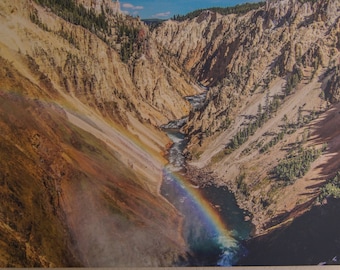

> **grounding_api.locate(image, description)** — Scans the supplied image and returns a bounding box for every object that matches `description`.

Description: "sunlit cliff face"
[0,0,339,266]
[154,0,340,234]
[0,0,197,265]
[0,57,189,266]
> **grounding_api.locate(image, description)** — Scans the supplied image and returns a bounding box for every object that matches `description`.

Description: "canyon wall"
[0,0,199,266]
[155,0,340,234]
[1,0,339,266]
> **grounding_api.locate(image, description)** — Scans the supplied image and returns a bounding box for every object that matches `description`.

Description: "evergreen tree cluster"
[272,147,321,184]
[173,2,265,21]
[259,108,319,154]
[29,11,50,31]
[57,27,79,49]
[33,0,146,63]
[117,23,144,63]
[236,173,249,196]
[33,0,109,35]
[260,131,285,153]
[225,94,281,152]
[285,66,303,96]
[318,171,340,202]
[324,63,340,103]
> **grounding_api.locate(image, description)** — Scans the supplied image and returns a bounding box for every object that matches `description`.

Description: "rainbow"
[1,89,238,265]
[61,88,239,263]
[162,167,239,265]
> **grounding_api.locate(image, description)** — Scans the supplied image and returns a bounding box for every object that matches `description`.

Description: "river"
[160,89,253,266]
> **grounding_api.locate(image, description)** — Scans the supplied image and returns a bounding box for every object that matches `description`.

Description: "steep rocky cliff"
[0,0,199,266]
[155,0,340,234]
[1,0,340,266]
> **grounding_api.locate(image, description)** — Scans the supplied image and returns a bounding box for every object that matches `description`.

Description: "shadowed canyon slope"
[0,0,340,267]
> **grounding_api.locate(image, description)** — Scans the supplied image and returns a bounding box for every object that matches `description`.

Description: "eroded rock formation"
[0,0,339,266]
[155,0,340,234]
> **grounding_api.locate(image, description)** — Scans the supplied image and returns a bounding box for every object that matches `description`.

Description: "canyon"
[155,0,340,235]
[0,0,339,266]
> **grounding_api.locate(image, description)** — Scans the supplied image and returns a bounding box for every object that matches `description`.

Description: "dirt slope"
[0,0,199,266]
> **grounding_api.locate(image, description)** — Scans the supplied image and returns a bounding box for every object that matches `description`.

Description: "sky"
[120,0,261,19]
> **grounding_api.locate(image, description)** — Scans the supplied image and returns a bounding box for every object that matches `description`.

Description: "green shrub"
[272,147,321,184]
[318,171,340,201]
